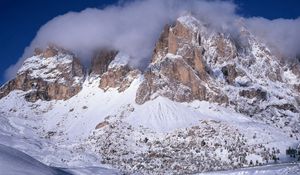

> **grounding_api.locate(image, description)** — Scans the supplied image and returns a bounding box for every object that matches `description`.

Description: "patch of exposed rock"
[239,88,267,100]
[221,64,239,85]
[89,49,118,76]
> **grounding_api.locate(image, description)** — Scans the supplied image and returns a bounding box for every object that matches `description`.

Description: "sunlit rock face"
[136,15,230,105]
[136,15,300,134]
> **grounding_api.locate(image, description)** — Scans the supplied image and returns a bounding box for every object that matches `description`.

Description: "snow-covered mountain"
[0,15,299,174]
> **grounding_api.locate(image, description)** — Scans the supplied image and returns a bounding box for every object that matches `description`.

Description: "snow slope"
[199,163,300,175]
[0,113,119,175]
[1,143,298,175]
[0,144,70,175]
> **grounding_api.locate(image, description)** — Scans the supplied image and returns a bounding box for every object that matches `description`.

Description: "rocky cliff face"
[1,16,298,132]
[0,47,140,102]
[136,16,231,105]
[136,15,300,134]
[0,46,85,102]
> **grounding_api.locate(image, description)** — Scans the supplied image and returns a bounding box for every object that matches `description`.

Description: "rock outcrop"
[0,46,84,102]
[88,50,140,92]
[99,65,140,92]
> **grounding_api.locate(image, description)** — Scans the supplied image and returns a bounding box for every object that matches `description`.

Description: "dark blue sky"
[0,0,299,85]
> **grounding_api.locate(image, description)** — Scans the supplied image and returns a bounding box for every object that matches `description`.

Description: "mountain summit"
[0,15,299,174]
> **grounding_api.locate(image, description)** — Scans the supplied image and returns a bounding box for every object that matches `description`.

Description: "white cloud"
[246,17,300,58]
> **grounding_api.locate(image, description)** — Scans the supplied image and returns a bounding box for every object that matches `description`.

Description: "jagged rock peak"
[0,45,85,102]
[136,15,229,105]
[33,44,76,58]
[152,15,206,64]
[18,45,84,79]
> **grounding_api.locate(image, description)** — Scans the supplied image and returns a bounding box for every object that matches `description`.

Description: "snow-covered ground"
[0,144,119,175]
[0,77,299,174]
[199,163,300,175]
[0,144,70,175]
[1,142,299,175]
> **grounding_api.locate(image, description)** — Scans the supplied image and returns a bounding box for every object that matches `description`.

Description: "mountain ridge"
[0,14,299,174]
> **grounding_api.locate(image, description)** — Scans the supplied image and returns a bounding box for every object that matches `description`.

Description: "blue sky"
[0,0,299,85]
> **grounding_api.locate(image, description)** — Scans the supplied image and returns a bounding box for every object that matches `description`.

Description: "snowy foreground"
[1,143,299,175]
[0,144,118,175]
[0,144,70,175]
